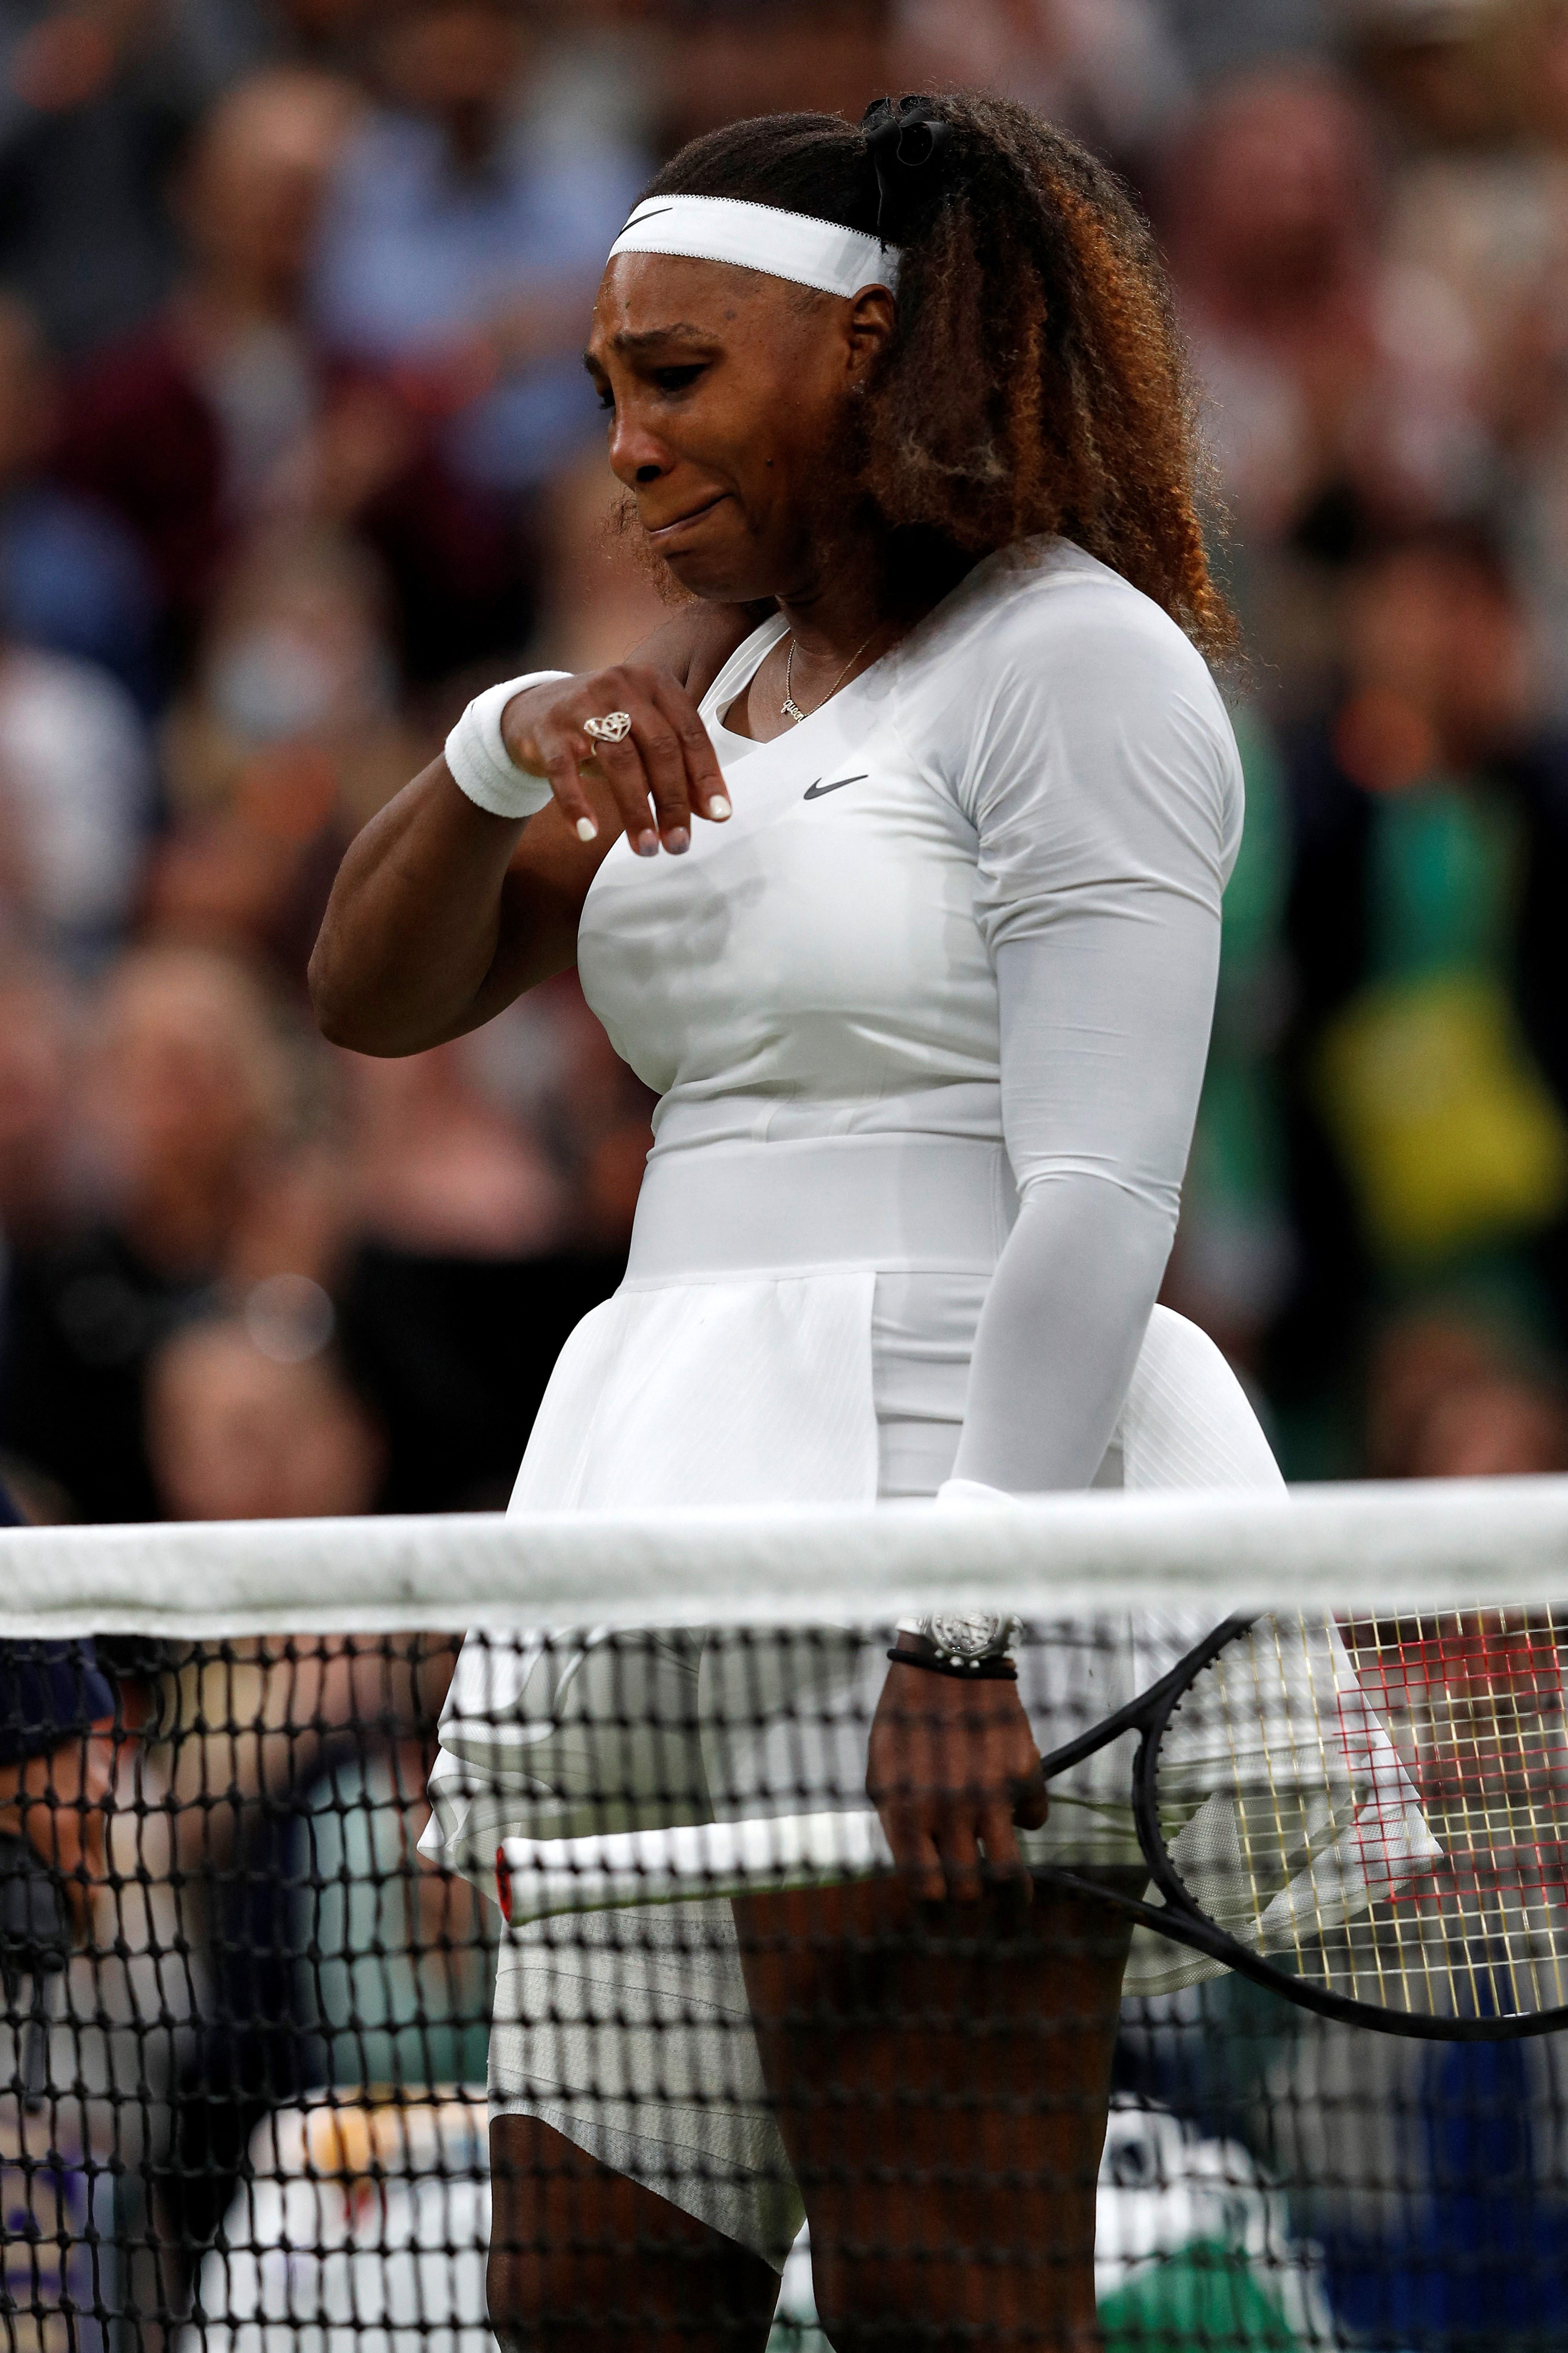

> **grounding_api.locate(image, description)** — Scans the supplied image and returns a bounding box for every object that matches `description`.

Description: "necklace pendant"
[781,694,808,725]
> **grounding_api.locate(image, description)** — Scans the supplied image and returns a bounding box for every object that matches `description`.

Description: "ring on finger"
[583,710,633,745]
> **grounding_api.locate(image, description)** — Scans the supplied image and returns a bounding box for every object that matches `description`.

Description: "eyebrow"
[583,323,715,368]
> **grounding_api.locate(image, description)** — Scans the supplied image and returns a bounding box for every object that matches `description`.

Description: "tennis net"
[5,1479,1568,2353]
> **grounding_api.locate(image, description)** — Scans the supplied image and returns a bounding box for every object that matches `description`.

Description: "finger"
[626,705,693,852]
[933,1814,987,1905]
[539,735,603,843]
[590,732,662,857]
[978,1802,1032,1907]
[1011,1761,1049,1832]
[651,676,730,822]
[878,1801,947,1905]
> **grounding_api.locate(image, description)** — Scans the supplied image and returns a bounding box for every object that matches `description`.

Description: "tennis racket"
[497,1609,1568,2042]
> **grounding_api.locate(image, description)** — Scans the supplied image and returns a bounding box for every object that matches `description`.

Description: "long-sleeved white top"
[428,544,1282,1888]
[567,535,1243,1499]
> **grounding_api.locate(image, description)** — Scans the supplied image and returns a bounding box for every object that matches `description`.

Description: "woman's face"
[585,253,895,605]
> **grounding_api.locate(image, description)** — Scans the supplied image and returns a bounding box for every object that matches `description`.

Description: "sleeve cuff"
[934,1478,1017,1506]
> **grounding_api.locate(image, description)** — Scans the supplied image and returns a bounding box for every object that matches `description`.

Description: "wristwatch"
[897,1612,1017,1668]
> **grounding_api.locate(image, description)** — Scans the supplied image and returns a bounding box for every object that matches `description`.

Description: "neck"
[776,526,971,672]
[777,586,888,671]
[774,516,891,663]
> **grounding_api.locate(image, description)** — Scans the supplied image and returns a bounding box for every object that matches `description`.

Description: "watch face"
[926,1612,1007,1659]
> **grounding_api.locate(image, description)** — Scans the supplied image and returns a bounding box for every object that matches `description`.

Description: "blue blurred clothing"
[0,1644,116,1765]
[310,109,642,491]
[0,1474,116,1763]
[0,482,158,708]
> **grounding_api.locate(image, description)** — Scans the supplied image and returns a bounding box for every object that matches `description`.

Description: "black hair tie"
[862,94,952,242]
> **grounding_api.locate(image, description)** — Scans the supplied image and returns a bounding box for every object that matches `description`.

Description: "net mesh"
[5,1490,1568,2353]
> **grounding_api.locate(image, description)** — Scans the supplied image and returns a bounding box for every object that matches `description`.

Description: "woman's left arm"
[951,896,1219,1489]
[869,602,1238,1901]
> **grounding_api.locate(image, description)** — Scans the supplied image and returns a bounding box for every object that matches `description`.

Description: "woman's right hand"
[502,666,733,858]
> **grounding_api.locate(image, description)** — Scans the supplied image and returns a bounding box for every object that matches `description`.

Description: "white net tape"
[4,1473,1568,1637]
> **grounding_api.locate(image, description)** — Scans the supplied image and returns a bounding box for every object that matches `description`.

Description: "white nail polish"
[708,794,732,821]
[576,817,599,842]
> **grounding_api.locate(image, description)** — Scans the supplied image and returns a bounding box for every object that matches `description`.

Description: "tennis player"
[312,94,1301,2353]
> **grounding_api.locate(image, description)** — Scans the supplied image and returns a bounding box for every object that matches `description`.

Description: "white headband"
[607,194,900,300]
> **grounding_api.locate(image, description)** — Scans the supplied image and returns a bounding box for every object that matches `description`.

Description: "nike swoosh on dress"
[802,774,867,800]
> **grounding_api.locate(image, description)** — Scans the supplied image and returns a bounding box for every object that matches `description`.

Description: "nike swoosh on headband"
[803,774,867,800]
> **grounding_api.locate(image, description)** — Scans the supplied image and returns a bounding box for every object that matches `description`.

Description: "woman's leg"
[487,2114,781,2353]
[734,1873,1140,2353]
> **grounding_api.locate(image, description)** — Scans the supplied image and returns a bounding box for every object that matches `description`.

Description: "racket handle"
[497,1811,896,1924]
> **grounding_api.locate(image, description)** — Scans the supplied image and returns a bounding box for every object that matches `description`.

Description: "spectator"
[0,0,224,356]
[144,1310,383,1523]
[345,1041,565,1261]
[1272,525,1568,1441]
[334,1032,630,1512]
[56,65,527,683]
[310,0,642,494]
[0,1639,116,1957]
[0,943,316,1520]
[1160,709,1298,1380]
[0,629,154,968]
[135,1312,454,2295]
[183,0,383,80]
[1158,60,1487,693]
[0,1656,121,2344]
[897,0,1190,167]
[1160,0,1330,83]
[1506,0,1568,145]
[0,950,80,1250]
[146,522,422,983]
[0,292,156,704]
[1345,0,1513,150]
[656,0,895,154]
[649,0,893,155]
[1364,1308,1568,1478]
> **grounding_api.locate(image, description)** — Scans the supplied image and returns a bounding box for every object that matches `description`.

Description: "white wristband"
[444,671,573,821]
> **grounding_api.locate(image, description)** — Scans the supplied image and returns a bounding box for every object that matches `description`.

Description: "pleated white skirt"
[421,1133,1339,2264]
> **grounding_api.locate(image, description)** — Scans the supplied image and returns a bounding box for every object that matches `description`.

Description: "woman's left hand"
[867,1659,1048,1906]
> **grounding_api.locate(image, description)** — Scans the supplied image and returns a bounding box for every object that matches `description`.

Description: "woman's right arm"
[308,604,755,1056]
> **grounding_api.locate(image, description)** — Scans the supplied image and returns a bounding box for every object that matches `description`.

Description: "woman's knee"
[488,2235,777,2353]
[486,2115,778,2351]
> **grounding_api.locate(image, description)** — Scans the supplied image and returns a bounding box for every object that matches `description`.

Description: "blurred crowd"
[9,0,1568,2336]
[0,0,1566,1545]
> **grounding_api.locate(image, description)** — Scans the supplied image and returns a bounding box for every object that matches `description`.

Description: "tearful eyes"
[596,364,709,414]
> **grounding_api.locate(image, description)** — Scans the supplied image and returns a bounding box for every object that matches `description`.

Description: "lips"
[645,492,727,543]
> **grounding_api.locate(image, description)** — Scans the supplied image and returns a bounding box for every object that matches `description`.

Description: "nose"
[607,404,675,491]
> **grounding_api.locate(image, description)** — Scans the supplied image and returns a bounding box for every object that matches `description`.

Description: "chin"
[661,545,777,605]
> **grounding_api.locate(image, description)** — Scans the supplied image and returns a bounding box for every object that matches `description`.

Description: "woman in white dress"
[312,92,1285,2353]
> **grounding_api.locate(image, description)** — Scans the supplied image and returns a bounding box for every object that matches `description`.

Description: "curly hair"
[642,95,1237,662]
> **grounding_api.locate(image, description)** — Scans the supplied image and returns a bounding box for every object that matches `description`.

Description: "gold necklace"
[781,628,879,725]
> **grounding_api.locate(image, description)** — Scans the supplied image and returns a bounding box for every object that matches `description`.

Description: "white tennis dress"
[423,540,1423,2265]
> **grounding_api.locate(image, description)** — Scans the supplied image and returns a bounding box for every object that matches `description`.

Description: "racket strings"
[1152,1612,1568,2022]
[1349,1609,1568,2020]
